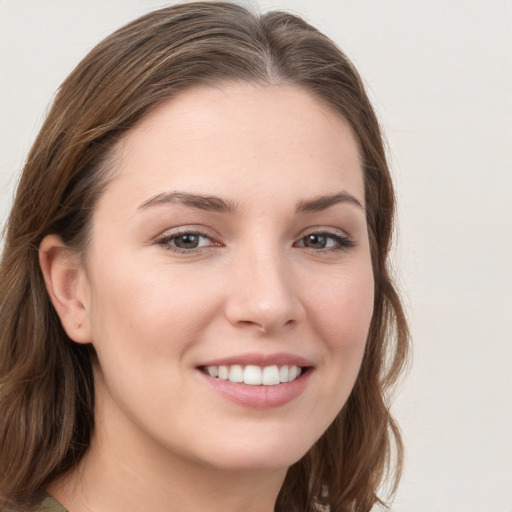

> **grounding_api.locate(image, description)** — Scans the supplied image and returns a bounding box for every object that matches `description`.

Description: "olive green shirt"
[35,496,68,512]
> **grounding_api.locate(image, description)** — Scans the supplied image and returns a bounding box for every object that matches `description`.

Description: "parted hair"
[0,3,409,511]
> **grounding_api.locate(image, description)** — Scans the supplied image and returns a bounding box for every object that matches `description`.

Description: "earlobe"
[39,234,91,344]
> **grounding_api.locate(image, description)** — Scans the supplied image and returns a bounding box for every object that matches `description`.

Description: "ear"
[39,234,92,344]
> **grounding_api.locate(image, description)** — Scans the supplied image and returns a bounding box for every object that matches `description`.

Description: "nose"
[223,244,305,335]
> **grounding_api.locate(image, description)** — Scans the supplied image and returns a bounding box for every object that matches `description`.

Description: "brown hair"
[0,3,409,511]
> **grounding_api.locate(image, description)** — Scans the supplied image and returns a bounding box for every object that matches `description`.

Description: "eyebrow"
[138,192,239,213]
[295,192,364,213]
[137,190,363,214]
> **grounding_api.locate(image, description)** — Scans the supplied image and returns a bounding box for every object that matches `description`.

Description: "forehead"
[101,83,364,213]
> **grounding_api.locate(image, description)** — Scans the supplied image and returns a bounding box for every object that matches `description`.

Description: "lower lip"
[198,370,311,409]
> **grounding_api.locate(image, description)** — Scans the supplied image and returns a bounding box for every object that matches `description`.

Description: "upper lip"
[197,352,314,368]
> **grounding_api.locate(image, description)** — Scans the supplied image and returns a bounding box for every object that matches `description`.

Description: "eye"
[295,231,355,251]
[171,233,208,249]
[156,229,220,253]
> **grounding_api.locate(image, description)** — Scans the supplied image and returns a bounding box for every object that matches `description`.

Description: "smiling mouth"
[199,364,308,386]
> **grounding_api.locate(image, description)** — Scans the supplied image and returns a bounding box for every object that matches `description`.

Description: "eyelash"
[155,229,355,254]
[155,229,220,254]
[294,231,355,252]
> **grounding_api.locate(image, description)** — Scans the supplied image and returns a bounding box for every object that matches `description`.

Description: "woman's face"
[79,83,374,472]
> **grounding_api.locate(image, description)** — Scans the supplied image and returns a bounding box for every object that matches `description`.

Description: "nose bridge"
[225,235,301,332]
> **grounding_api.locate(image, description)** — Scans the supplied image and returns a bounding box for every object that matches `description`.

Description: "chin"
[193,429,316,473]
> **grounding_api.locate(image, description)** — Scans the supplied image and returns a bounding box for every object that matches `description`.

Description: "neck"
[49,453,285,512]
[48,385,287,512]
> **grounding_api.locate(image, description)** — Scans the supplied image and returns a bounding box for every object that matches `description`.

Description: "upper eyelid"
[155,225,218,240]
[297,226,352,239]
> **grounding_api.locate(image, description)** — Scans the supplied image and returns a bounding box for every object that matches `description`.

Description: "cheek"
[85,261,225,426]
[289,262,374,445]
[304,260,374,401]
[306,262,374,347]
[87,259,222,366]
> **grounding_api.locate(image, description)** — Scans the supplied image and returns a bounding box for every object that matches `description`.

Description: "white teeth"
[262,365,280,385]
[205,364,303,386]
[243,365,262,385]
[289,365,300,381]
[218,365,229,380]
[279,365,289,383]
[228,365,244,383]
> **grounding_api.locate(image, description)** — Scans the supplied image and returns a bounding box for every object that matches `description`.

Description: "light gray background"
[1,1,511,511]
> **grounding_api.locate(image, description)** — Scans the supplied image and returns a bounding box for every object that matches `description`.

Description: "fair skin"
[40,84,374,512]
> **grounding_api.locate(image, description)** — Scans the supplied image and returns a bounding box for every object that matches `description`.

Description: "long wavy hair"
[0,3,409,511]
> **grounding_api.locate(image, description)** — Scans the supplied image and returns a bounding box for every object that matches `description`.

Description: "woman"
[0,3,409,511]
